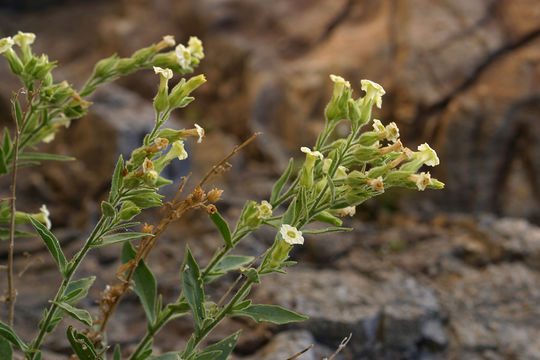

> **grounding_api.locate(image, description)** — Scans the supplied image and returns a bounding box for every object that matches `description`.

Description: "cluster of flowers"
[256,75,443,272]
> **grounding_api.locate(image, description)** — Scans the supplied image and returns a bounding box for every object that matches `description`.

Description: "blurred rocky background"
[0,0,539,359]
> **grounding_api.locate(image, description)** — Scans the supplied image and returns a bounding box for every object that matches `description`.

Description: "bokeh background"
[0,0,539,359]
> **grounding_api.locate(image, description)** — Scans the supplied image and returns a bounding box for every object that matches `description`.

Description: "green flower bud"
[2,48,23,75]
[169,74,206,108]
[359,131,381,146]
[325,74,351,122]
[93,54,119,78]
[116,58,137,74]
[352,144,379,162]
[118,201,141,221]
[315,211,343,226]
[101,201,116,218]
[240,201,262,229]
[153,66,172,113]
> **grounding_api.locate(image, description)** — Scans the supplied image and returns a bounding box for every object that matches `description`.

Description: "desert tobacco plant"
[0,32,443,360]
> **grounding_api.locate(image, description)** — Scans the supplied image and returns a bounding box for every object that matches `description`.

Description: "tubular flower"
[409,172,432,191]
[334,206,356,217]
[366,176,384,192]
[188,36,204,59]
[175,44,192,69]
[372,119,386,137]
[417,143,440,167]
[322,158,332,174]
[361,79,385,108]
[162,35,176,47]
[0,37,14,54]
[257,200,273,219]
[13,31,36,47]
[385,122,400,143]
[280,224,304,245]
[169,140,188,160]
[142,158,154,172]
[194,123,204,143]
[153,66,173,80]
[329,74,351,97]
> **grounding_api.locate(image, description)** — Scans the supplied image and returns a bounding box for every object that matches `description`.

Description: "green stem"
[26,216,108,359]
[181,280,253,358]
[129,307,175,360]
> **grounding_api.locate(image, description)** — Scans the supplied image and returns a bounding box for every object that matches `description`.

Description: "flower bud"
[119,201,141,221]
[315,211,343,226]
[188,36,204,59]
[169,74,206,108]
[325,74,351,122]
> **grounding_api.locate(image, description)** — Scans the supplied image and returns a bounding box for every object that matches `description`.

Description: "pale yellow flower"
[175,44,192,68]
[188,36,204,59]
[0,37,14,54]
[417,143,439,166]
[385,122,400,143]
[13,31,36,47]
[153,66,173,80]
[280,224,304,245]
[194,123,204,143]
[257,200,273,219]
[409,171,432,191]
[361,79,385,108]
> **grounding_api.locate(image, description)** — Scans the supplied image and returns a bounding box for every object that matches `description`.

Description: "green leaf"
[101,201,116,217]
[66,326,99,360]
[199,330,241,360]
[92,232,149,248]
[109,155,124,202]
[0,336,13,360]
[181,247,206,335]
[2,128,12,158]
[229,304,307,324]
[0,227,35,240]
[0,321,27,351]
[0,148,8,175]
[302,227,353,234]
[194,351,221,360]
[13,99,22,127]
[270,157,294,205]
[53,301,92,326]
[209,212,232,249]
[28,217,67,277]
[326,173,336,204]
[282,197,297,225]
[18,153,75,162]
[121,242,157,324]
[204,255,254,283]
[113,345,122,360]
[149,353,181,360]
[62,276,96,306]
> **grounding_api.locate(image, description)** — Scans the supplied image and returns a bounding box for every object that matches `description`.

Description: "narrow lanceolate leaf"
[0,336,13,360]
[0,148,8,175]
[302,227,353,235]
[282,197,297,225]
[28,217,67,277]
[270,157,294,205]
[66,327,100,360]
[18,153,75,162]
[109,155,124,202]
[91,232,149,248]
[209,212,232,249]
[149,353,181,360]
[326,173,336,204]
[2,128,12,158]
[229,304,307,324]
[198,330,242,360]
[181,247,206,335]
[203,255,254,283]
[121,242,157,325]
[194,351,221,360]
[113,345,122,360]
[13,99,22,127]
[0,227,35,240]
[0,321,28,351]
[53,302,92,326]
[62,276,96,306]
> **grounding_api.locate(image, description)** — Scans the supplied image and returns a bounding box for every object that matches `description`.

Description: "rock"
[240,330,315,360]
[433,263,540,359]
[253,268,446,358]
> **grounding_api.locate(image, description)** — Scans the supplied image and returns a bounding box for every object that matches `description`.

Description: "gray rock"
[253,268,445,358]
[240,330,315,360]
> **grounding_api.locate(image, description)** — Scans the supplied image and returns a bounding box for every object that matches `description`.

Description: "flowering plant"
[0,32,443,359]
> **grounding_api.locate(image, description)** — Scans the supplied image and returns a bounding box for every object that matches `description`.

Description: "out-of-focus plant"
[0,31,443,360]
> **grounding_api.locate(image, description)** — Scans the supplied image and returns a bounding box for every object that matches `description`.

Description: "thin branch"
[198,132,261,187]
[286,344,313,360]
[323,333,352,360]
[6,88,38,326]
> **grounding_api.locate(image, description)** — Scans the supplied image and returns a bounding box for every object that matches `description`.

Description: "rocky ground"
[0,0,539,359]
